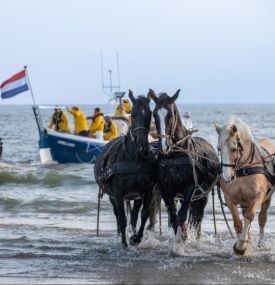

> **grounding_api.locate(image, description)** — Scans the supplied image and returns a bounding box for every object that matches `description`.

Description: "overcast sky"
[0,0,275,104]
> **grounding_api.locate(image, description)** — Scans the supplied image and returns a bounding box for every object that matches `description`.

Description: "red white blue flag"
[0,70,29,99]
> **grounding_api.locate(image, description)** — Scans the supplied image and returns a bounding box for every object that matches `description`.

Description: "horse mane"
[227,116,256,143]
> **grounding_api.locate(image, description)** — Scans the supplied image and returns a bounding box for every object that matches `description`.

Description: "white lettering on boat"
[57,140,75,148]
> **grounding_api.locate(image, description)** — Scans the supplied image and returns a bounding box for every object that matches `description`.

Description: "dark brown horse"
[150,89,219,253]
[94,90,156,247]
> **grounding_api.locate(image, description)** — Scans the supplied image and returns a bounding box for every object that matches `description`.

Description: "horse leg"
[147,189,161,231]
[130,199,142,234]
[115,197,128,247]
[162,195,178,234]
[109,197,120,235]
[234,192,264,255]
[175,187,193,245]
[130,190,153,246]
[226,202,245,254]
[258,198,272,247]
[227,202,243,236]
[189,196,208,240]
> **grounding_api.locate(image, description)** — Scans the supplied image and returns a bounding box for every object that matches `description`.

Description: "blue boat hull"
[46,132,106,163]
[33,105,106,164]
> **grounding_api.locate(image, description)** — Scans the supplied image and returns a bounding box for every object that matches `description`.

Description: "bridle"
[156,105,179,153]
[220,135,244,171]
[129,126,149,142]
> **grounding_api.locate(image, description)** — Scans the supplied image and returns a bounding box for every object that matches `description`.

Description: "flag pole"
[24,65,36,106]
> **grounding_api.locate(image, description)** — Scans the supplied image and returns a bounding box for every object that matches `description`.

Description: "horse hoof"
[130,234,142,246]
[233,243,246,255]
[146,225,154,231]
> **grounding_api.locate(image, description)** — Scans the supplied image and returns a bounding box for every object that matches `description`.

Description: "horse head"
[128,90,152,153]
[215,117,252,183]
[149,89,182,154]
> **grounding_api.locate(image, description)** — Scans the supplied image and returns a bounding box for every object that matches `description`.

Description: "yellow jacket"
[103,121,118,140]
[123,101,132,114]
[90,113,104,137]
[48,112,70,133]
[67,108,88,134]
[115,105,126,117]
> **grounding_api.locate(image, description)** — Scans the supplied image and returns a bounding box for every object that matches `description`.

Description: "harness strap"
[236,166,274,185]
[159,156,190,167]
[102,161,155,181]
[158,154,209,177]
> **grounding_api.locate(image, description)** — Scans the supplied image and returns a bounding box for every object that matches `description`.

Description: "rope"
[217,186,234,238]
[171,145,221,166]
[242,152,275,168]
[191,175,219,202]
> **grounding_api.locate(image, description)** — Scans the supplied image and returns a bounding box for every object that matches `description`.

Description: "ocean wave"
[0,197,102,214]
[0,170,95,186]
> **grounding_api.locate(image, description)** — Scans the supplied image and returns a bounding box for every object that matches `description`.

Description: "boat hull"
[46,131,106,163]
[41,130,107,164]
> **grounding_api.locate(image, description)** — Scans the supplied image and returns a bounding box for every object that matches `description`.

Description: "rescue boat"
[33,105,129,164]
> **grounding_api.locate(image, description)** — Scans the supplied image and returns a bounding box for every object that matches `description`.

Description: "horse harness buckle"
[242,168,249,176]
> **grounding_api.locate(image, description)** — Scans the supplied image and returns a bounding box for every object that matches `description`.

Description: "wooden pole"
[24,66,36,105]
[217,186,234,238]
[96,188,102,237]
[212,188,217,236]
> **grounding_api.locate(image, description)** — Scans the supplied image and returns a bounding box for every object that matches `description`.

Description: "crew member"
[48,107,70,133]
[114,104,126,117]
[67,106,89,136]
[87,108,104,138]
[103,116,118,141]
[123,99,132,114]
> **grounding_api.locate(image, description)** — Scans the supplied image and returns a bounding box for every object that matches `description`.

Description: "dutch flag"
[0,70,29,99]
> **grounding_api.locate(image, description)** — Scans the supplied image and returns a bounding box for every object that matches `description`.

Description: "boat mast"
[101,52,123,101]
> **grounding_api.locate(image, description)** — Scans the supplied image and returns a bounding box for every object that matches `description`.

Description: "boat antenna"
[101,52,121,97]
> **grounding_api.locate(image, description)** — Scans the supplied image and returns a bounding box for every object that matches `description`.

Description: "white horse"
[215,117,275,254]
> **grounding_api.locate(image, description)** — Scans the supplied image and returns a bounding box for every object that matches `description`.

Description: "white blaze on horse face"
[158,108,168,152]
[221,143,233,182]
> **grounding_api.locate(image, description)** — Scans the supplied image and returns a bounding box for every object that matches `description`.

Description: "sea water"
[0,104,274,284]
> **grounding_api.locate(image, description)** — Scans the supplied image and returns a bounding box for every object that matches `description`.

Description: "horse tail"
[188,196,208,229]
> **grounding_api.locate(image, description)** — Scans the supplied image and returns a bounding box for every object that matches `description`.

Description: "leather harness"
[222,141,275,185]
[236,166,274,185]
[158,155,208,176]
[102,161,156,181]
[101,136,156,182]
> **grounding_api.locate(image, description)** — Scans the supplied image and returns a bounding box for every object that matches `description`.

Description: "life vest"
[90,113,104,136]
[52,112,63,130]
[104,121,112,133]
